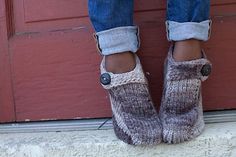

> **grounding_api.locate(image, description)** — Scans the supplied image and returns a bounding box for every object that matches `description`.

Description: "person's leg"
[88,0,162,145]
[173,39,202,61]
[160,0,212,144]
[166,0,211,61]
[88,0,136,74]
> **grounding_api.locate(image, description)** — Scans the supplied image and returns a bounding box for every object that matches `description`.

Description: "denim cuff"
[166,20,212,41]
[94,26,140,56]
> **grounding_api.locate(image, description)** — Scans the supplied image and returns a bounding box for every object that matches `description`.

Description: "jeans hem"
[94,26,140,56]
[166,20,212,41]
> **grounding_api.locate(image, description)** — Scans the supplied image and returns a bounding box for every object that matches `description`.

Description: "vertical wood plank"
[0,0,15,122]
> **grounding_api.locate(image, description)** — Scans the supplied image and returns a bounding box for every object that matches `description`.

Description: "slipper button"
[100,73,111,85]
[201,64,211,76]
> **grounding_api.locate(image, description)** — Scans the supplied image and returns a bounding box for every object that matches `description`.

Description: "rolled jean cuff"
[94,26,140,56]
[166,20,212,41]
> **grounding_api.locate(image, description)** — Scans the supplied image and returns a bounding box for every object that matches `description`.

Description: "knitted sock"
[100,54,162,145]
[160,46,212,144]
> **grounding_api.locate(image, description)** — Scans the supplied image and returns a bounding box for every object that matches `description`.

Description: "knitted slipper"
[160,46,212,144]
[100,54,162,145]
[112,115,133,145]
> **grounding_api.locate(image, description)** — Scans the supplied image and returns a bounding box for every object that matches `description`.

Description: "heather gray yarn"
[112,115,133,145]
[100,55,162,145]
[160,46,212,144]
[109,83,162,145]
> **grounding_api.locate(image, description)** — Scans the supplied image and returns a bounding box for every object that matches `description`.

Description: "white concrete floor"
[0,121,236,157]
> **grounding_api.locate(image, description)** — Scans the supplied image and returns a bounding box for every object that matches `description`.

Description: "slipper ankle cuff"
[100,55,147,89]
[166,46,212,82]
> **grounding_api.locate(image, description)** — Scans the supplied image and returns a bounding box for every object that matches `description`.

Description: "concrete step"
[0,121,236,157]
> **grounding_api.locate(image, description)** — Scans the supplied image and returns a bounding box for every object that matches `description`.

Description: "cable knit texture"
[100,55,162,145]
[160,46,212,144]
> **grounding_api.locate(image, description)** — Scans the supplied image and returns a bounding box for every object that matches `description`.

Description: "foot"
[100,54,162,145]
[105,52,136,74]
[160,45,212,144]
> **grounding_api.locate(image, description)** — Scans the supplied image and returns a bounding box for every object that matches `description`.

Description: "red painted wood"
[0,0,16,123]
[13,0,236,33]
[10,29,111,121]
[23,0,88,23]
[0,0,235,122]
[202,5,236,110]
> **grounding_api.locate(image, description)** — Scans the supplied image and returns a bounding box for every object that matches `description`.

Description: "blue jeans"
[88,0,211,56]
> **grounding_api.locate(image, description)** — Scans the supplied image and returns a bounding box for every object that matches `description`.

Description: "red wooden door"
[0,0,236,123]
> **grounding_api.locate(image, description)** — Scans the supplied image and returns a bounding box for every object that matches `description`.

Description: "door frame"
[0,0,15,123]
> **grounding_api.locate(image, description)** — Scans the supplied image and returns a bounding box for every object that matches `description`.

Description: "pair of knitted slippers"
[100,46,212,145]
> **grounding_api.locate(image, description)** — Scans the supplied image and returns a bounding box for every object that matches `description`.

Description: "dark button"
[201,64,211,76]
[100,73,111,85]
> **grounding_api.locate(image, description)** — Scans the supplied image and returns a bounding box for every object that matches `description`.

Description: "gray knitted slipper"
[100,54,162,145]
[112,115,133,145]
[160,46,212,144]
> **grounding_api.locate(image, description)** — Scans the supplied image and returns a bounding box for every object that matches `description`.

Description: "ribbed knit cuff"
[166,20,212,41]
[94,26,140,56]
